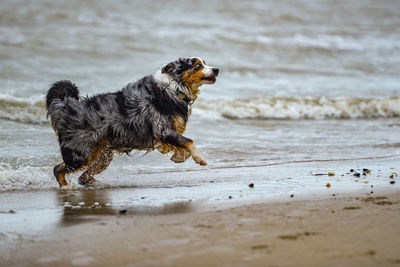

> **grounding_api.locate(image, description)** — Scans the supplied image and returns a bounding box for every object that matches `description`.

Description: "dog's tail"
[46,80,80,117]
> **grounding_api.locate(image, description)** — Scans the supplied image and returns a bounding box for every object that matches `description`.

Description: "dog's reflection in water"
[57,189,194,226]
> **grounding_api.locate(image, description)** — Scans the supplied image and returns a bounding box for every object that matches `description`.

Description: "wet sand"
[1,189,400,266]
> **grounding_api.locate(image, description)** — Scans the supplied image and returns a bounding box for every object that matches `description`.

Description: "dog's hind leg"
[78,148,113,186]
[53,163,72,188]
[55,145,90,188]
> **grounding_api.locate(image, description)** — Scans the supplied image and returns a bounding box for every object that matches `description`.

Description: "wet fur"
[46,57,218,187]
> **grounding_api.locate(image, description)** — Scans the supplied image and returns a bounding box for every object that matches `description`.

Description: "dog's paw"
[170,150,190,163]
[192,154,207,166]
[199,159,208,166]
[171,156,185,163]
[170,153,185,163]
[60,183,76,190]
[187,144,207,166]
[79,176,97,186]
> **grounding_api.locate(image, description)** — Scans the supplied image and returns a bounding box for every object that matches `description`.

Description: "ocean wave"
[0,165,54,192]
[195,97,400,120]
[0,98,47,125]
[1,97,400,125]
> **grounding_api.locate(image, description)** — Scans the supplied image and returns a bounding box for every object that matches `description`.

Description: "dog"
[46,57,219,188]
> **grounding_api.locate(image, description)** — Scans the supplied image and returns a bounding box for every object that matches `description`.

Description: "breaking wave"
[1,96,400,125]
[0,98,47,125]
[195,97,400,120]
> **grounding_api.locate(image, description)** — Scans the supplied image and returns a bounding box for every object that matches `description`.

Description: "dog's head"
[161,57,219,90]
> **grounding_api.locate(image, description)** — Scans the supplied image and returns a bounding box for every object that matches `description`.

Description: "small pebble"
[105,203,111,207]
[228,196,232,199]
[78,202,85,206]
[326,183,331,188]
[290,194,294,198]
[350,169,354,172]
[328,172,335,176]
[362,172,366,176]
[119,209,127,214]
[363,168,371,173]
[9,210,15,214]
[390,181,395,184]
[354,172,360,177]
[249,183,254,188]
[94,202,99,206]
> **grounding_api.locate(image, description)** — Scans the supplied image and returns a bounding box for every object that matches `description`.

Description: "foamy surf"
[0,98,47,125]
[195,97,400,120]
[1,97,400,125]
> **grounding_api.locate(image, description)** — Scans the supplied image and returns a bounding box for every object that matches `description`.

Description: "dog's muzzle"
[202,67,219,84]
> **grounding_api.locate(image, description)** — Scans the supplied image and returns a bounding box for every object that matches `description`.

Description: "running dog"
[46,57,219,188]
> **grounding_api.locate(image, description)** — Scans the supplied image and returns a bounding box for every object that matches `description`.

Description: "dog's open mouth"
[202,76,217,84]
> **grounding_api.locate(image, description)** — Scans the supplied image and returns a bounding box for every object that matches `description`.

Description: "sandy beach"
[1,158,399,266]
[1,186,400,266]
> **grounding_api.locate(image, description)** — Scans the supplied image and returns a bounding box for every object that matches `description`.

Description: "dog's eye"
[194,64,202,70]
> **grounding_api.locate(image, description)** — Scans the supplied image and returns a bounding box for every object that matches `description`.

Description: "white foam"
[0,97,47,125]
[194,97,400,120]
[0,165,55,191]
[257,34,400,51]
[1,96,399,126]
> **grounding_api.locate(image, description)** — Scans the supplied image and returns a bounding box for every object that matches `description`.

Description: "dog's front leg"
[162,132,207,165]
[170,147,191,163]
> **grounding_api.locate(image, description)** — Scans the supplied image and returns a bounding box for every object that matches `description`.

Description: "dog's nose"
[212,68,219,76]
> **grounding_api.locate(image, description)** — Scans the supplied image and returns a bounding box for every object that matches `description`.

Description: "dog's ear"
[162,63,175,74]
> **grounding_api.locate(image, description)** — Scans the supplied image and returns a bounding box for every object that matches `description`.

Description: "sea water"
[0,0,399,198]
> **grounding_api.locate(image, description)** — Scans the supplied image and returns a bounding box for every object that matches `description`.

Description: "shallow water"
[0,0,399,196]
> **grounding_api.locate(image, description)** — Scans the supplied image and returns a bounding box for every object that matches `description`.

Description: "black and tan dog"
[46,57,219,188]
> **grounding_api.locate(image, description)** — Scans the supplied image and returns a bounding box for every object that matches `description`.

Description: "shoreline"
[1,190,400,266]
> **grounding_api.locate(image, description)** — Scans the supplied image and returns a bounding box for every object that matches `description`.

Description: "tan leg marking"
[185,143,207,166]
[53,163,69,187]
[79,148,113,186]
